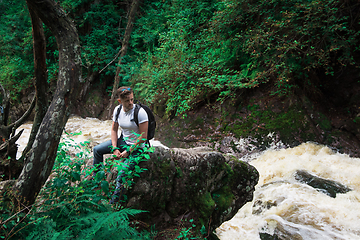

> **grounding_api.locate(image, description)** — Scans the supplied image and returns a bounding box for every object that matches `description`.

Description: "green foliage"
[0,1,33,100]
[112,154,149,190]
[25,209,147,240]
[132,0,238,117]
[0,134,153,240]
[50,0,129,82]
[225,103,313,143]
[129,0,360,117]
[107,133,152,194]
[2,0,359,116]
[175,219,197,240]
[0,0,129,100]
[224,0,360,95]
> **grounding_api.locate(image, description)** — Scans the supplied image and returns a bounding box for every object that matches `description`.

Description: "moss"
[86,90,101,105]
[225,103,313,144]
[212,186,234,212]
[189,163,236,228]
[222,162,234,183]
[190,116,205,128]
[247,104,260,111]
[353,116,360,128]
[175,167,183,178]
[194,191,216,226]
[156,157,172,178]
[317,112,332,131]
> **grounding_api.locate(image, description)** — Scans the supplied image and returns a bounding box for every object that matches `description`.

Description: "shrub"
[0,133,153,239]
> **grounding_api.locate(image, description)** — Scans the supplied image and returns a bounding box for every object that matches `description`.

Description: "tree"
[0,84,35,180]
[0,1,34,100]
[107,0,141,118]
[129,0,360,117]
[1,0,82,209]
[21,2,50,159]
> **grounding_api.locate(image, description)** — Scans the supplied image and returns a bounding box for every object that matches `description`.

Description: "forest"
[1,0,360,239]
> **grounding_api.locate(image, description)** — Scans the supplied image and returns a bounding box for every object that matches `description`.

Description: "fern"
[68,209,145,239]
[26,209,147,240]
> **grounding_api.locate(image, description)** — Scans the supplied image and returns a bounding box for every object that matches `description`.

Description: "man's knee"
[93,144,100,155]
[93,144,106,166]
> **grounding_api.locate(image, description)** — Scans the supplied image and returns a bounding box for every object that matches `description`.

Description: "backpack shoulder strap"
[133,104,140,126]
[115,105,122,123]
[133,103,151,146]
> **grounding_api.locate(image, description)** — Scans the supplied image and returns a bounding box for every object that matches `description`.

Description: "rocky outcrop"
[294,170,352,198]
[109,146,259,236]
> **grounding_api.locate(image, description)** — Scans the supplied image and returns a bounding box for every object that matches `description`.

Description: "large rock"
[111,146,259,236]
[294,170,352,198]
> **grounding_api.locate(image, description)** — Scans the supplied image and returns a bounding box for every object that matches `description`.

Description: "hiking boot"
[110,186,124,204]
[110,194,119,204]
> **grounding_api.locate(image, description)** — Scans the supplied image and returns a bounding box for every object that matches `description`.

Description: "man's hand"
[119,150,130,158]
[112,149,122,160]
[112,149,129,159]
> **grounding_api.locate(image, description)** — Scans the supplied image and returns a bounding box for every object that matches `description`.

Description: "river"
[16,116,360,239]
[15,115,168,158]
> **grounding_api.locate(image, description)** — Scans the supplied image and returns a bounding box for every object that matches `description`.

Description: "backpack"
[115,102,156,146]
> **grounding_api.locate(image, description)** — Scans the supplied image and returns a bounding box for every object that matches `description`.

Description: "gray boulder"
[294,170,352,198]
[110,146,259,235]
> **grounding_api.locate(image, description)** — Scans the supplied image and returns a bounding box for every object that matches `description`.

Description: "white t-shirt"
[113,104,148,146]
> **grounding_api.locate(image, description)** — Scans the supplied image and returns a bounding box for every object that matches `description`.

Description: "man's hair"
[117,86,133,99]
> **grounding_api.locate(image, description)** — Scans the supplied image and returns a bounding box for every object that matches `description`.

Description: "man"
[93,86,148,203]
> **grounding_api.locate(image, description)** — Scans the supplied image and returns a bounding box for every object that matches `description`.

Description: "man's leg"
[110,149,143,204]
[115,152,140,185]
[93,139,113,175]
[93,135,128,167]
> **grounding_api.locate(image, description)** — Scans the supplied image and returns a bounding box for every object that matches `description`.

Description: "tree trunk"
[0,83,10,128]
[11,0,82,207]
[78,70,99,104]
[0,91,35,181]
[107,0,140,118]
[21,4,49,158]
[0,95,35,142]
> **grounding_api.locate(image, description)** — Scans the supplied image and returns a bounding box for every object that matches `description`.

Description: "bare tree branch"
[10,95,36,137]
[21,4,49,157]
[106,0,141,118]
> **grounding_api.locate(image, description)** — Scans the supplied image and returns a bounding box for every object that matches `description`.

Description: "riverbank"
[15,117,360,239]
[151,82,360,159]
[10,63,360,159]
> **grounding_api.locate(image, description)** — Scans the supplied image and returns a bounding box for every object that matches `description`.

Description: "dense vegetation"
[1,0,359,116]
[131,0,360,117]
[0,135,156,239]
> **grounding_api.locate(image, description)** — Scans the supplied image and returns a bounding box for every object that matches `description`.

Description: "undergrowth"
[0,132,154,240]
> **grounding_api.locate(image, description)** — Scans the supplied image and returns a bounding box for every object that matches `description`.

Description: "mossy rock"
[118,146,259,237]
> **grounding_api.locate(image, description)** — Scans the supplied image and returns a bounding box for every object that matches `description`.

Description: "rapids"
[15,115,167,159]
[216,143,360,240]
[15,116,360,239]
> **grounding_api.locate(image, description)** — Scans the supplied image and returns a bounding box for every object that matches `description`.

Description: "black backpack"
[115,102,156,145]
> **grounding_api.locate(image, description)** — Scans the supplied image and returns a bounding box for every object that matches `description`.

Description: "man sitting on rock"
[93,86,148,203]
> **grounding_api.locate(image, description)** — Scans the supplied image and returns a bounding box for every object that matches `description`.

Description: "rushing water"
[216,143,360,240]
[16,116,360,239]
[15,115,167,158]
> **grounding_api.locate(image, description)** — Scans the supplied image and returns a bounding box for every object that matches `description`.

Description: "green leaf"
[71,172,81,181]
[101,180,109,194]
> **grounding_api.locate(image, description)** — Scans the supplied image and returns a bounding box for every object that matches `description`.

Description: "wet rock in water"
[110,146,259,237]
[259,232,281,240]
[259,221,305,240]
[294,170,352,198]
